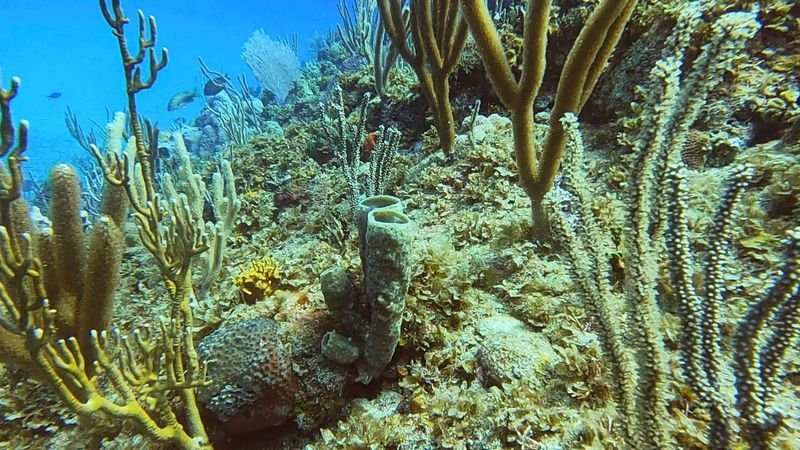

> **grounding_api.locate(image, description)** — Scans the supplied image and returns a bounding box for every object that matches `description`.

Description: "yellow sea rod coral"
[233,257,281,303]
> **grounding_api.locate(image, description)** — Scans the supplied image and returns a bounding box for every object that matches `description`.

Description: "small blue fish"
[45,92,61,99]
[168,88,198,111]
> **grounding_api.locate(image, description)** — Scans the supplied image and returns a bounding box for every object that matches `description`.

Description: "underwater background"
[0,0,799,449]
[0,0,338,180]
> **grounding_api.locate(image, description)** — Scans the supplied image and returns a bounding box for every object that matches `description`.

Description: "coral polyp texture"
[196,317,296,435]
[2,0,800,449]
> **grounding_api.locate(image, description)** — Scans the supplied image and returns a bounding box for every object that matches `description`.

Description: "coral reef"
[2,0,800,449]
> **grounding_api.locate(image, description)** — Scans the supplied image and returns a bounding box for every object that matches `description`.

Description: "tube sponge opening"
[370,209,410,225]
[360,194,402,210]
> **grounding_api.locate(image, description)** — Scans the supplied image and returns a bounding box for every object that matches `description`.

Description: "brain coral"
[196,317,296,435]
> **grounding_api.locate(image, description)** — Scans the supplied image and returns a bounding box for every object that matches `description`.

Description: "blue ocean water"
[0,0,338,183]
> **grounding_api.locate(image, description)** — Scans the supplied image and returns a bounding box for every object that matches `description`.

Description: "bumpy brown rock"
[476,316,560,388]
[196,317,296,435]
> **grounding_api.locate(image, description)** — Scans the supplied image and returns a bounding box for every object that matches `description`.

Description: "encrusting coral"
[233,256,281,303]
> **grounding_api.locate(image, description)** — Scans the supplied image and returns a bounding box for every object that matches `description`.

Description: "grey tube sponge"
[356,194,404,265]
[320,264,359,334]
[362,207,413,380]
[319,195,414,379]
[321,331,360,365]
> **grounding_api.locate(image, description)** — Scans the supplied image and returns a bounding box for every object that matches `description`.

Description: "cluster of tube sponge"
[320,195,413,383]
